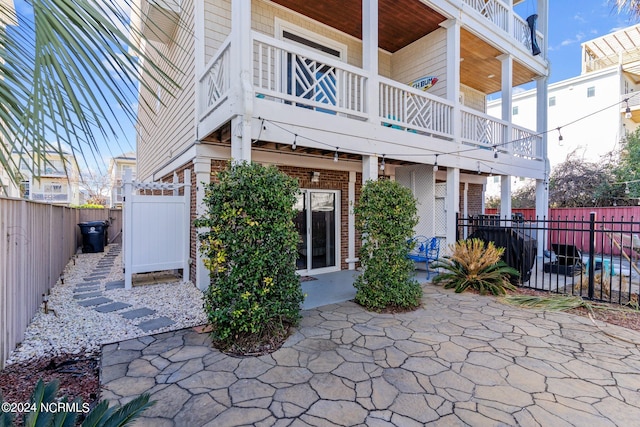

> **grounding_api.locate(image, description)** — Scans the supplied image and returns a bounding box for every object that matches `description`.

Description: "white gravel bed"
[5,246,207,365]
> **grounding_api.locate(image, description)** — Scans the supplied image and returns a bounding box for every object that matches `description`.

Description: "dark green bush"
[194,162,303,353]
[353,179,422,310]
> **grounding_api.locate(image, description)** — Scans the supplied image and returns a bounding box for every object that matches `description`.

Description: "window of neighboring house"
[44,183,64,193]
[121,165,135,180]
[492,176,499,183]
[587,86,596,98]
[21,181,29,197]
[44,159,64,175]
[512,106,519,115]
[549,96,556,107]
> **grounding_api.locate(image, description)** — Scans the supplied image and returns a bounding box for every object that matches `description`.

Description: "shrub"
[194,162,303,354]
[353,179,422,310]
[0,379,152,426]
[432,238,519,295]
[73,203,104,209]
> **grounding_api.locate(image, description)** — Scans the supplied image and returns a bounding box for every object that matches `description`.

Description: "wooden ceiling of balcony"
[267,0,539,94]
[461,29,538,94]
[269,0,445,52]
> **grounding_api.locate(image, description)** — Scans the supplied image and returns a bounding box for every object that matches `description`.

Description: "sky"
[519,0,638,85]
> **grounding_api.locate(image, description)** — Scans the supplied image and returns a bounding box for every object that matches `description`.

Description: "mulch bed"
[0,353,99,422]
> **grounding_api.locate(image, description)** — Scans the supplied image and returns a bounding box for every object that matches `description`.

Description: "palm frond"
[0,0,182,190]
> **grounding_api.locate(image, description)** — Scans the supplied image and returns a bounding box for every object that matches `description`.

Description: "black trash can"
[78,221,109,253]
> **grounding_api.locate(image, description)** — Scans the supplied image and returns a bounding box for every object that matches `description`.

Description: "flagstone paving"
[101,285,640,426]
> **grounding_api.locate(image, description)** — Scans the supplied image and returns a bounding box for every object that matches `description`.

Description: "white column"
[535,178,548,257]
[445,167,459,246]
[347,171,357,270]
[123,169,133,289]
[194,0,205,138]
[498,53,512,155]
[230,116,251,163]
[230,0,252,163]
[363,0,379,125]
[194,157,211,291]
[500,176,512,220]
[441,19,461,142]
[538,0,549,60]
[363,155,378,182]
[535,76,549,214]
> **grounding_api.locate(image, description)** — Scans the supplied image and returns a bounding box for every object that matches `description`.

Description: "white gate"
[123,170,191,289]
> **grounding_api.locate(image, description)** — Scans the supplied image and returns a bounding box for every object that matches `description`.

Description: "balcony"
[31,193,69,202]
[199,31,543,162]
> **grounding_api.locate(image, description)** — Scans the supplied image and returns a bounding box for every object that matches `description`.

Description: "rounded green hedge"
[354,178,422,310]
[195,162,303,352]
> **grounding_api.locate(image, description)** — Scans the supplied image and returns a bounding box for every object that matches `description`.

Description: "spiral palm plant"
[432,238,519,295]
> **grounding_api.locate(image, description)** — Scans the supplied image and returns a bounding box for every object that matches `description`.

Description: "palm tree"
[0,0,178,191]
[612,0,640,19]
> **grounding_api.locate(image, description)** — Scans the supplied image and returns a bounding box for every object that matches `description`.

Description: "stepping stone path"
[71,244,175,332]
[121,308,156,319]
[95,302,132,313]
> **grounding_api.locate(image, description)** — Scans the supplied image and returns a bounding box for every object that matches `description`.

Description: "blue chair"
[407,236,441,279]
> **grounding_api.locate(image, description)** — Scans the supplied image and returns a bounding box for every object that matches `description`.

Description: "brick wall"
[466,183,484,217]
[161,163,197,284]
[459,182,484,218]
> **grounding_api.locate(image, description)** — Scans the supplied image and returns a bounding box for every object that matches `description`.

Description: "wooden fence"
[484,207,640,256]
[0,199,123,369]
[77,208,123,246]
[485,207,640,222]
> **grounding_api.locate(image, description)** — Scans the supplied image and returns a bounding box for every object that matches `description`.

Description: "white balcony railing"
[31,193,69,202]
[253,32,367,118]
[463,0,544,56]
[513,14,544,56]
[463,0,509,32]
[379,77,454,138]
[200,36,231,119]
[199,33,542,162]
[511,125,542,159]
[460,107,507,149]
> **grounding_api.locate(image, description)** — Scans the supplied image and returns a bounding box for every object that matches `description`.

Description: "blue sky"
[525,0,637,84]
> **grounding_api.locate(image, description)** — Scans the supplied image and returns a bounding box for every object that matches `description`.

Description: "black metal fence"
[457,213,640,306]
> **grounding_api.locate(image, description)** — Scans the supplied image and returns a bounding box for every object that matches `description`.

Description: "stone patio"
[101,284,640,426]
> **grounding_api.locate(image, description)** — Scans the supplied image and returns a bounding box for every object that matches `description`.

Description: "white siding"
[487,69,628,168]
[390,28,447,99]
[204,0,231,64]
[137,0,197,181]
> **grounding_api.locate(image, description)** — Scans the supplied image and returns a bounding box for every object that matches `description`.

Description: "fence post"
[455,212,460,241]
[123,170,133,290]
[588,212,595,299]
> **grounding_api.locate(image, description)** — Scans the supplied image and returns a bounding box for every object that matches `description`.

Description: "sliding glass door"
[294,190,340,274]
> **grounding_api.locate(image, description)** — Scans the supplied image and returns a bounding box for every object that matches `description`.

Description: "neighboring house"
[132,0,550,290]
[487,24,640,197]
[0,161,19,197]
[108,152,137,208]
[0,0,16,197]
[13,149,81,206]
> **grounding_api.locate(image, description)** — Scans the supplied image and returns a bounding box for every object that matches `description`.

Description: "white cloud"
[560,32,585,47]
[573,13,587,23]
